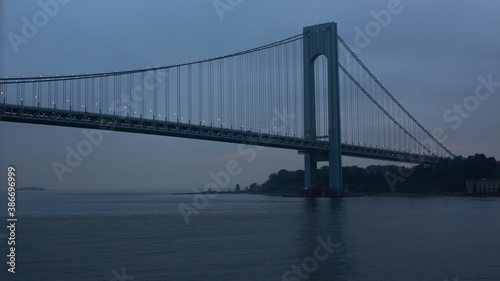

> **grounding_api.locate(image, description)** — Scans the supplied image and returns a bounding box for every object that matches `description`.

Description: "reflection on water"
[291,198,356,281]
[0,192,499,280]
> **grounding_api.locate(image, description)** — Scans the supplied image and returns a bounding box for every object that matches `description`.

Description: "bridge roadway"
[0,103,443,164]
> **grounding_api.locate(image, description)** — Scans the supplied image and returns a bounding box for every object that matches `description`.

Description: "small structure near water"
[466,179,500,194]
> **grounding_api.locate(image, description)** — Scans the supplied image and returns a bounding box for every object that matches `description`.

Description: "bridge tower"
[303,22,343,193]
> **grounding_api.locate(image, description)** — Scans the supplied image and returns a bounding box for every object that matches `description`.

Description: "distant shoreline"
[17,187,46,191]
[170,191,500,198]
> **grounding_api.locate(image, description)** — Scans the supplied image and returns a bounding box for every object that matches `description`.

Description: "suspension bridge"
[0,22,454,193]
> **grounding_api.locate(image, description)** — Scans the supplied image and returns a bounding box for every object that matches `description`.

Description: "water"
[1,191,499,280]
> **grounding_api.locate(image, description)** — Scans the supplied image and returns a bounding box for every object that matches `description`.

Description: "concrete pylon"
[303,22,343,192]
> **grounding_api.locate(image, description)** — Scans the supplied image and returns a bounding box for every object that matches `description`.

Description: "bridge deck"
[0,104,443,164]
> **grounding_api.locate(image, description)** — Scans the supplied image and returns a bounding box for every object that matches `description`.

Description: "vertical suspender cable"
[128,73,132,116]
[154,70,158,119]
[188,65,192,123]
[166,69,170,121]
[219,59,223,126]
[177,68,180,122]
[198,65,202,124]
[209,61,213,125]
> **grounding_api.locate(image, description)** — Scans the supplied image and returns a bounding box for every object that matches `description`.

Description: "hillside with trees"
[247,154,500,195]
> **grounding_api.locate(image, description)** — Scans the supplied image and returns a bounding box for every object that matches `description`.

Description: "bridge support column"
[303,22,343,192]
[304,153,317,189]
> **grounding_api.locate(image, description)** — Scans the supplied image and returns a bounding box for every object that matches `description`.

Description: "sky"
[1,0,499,192]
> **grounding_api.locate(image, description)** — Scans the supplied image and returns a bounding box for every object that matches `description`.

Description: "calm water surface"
[0,191,499,281]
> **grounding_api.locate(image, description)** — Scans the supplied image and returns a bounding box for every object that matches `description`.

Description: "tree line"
[241,154,500,195]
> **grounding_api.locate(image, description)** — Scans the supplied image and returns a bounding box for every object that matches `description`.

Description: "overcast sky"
[1,0,499,192]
